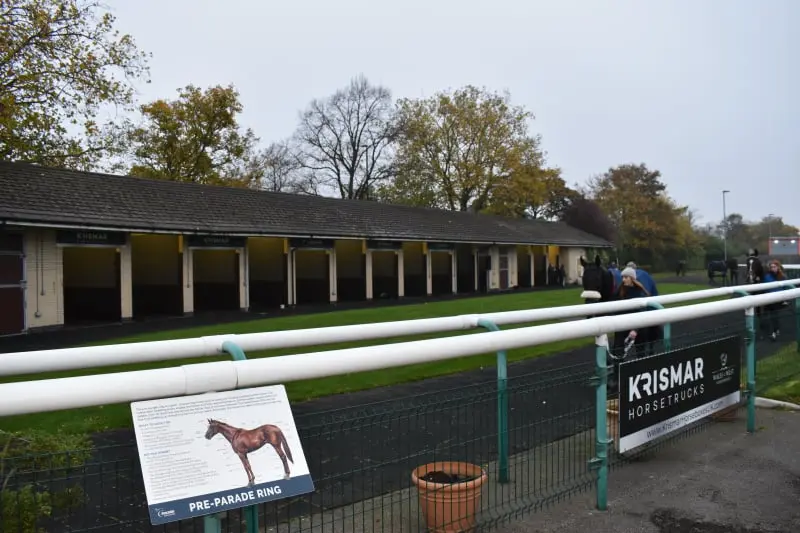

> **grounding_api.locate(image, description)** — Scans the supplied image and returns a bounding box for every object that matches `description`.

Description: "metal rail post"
[199,341,258,533]
[476,319,509,483]
[589,334,610,510]
[795,296,800,353]
[732,290,756,432]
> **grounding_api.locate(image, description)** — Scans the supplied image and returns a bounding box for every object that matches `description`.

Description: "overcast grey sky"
[105,0,799,229]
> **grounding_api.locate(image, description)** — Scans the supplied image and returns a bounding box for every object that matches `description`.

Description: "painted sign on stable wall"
[186,234,247,248]
[56,230,127,246]
[289,238,334,249]
[130,385,314,525]
[427,242,455,251]
[617,335,742,453]
[367,240,402,251]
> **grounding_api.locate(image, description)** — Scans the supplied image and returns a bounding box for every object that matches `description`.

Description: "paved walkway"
[498,408,800,533]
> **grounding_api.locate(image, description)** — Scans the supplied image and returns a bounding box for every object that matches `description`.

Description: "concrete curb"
[755,397,800,410]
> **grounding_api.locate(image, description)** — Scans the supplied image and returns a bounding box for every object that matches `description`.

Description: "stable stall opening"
[371,250,399,299]
[294,250,329,305]
[533,251,548,287]
[402,243,426,297]
[131,234,182,318]
[517,246,532,288]
[430,252,453,295]
[477,253,491,292]
[498,252,510,290]
[62,247,121,324]
[336,240,365,302]
[0,231,25,335]
[192,249,240,312]
[455,245,475,294]
[248,238,288,309]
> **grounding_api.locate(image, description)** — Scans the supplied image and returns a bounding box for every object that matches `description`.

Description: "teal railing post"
[219,340,260,533]
[731,290,756,433]
[203,515,222,533]
[590,334,610,510]
[744,306,757,433]
[476,319,509,484]
[645,302,671,353]
[795,296,800,353]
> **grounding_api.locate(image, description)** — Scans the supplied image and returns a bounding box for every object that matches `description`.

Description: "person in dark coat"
[760,259,790,341]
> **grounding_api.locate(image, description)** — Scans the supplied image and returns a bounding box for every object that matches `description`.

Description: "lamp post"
[722,190,730,261]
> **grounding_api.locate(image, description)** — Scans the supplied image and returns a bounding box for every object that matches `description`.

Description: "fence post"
[795,297,800,353]
[645,302,671,352]
[731,290,757,433]
[221,341,260,533]
[744,305,756,433]
[203,515,222,533]
[731,290,757,432]
[476,319,509,484]
[592,334,609,511]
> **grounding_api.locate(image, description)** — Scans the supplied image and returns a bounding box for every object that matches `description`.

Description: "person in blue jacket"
[761,259,790,341]
[626,261,659,297]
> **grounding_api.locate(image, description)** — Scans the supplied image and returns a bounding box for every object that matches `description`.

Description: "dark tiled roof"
[0,161,610,247]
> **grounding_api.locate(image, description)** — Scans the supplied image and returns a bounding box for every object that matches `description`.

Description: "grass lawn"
[651,270,704,280]
[759,343,800,404]
[0,282,709,436]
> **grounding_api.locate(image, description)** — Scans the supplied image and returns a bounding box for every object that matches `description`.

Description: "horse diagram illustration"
[204,419,294,487]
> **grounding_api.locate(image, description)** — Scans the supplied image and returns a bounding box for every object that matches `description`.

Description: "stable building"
[0,161,610,336]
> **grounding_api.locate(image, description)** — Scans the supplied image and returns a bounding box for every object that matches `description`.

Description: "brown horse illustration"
[204,419,294,486]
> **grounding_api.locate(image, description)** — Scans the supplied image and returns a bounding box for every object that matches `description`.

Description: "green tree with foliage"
[585,163,702,270]
[381,86,534,212]
[0,0,150,169]
[122,84,264,187]
[483,141,574,220]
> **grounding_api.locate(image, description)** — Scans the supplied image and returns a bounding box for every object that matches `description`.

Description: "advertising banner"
[618,335,742,452]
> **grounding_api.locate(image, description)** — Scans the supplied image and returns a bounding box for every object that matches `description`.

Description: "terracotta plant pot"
[411,461,487,532]
[607,399,620,451]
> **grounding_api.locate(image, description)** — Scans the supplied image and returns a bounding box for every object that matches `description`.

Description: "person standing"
[760,260,789,341]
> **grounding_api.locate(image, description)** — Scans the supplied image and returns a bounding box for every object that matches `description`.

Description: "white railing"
[0,287,798,417]
[737,263,800,269]
[1,279,799,377]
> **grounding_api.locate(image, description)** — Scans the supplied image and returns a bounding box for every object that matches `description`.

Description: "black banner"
[367,240,402,251]
[56,230,127,246]
[289,238,334,249]
[427,242,454,251]
[618,335,742,451]
[186,235,247,248]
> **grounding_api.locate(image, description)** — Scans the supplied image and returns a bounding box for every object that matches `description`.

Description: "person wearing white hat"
[618,267,649,297]
[611,265,656,362]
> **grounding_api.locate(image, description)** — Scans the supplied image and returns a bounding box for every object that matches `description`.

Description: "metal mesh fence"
[755,303,800,394]
[1,302,798,533]
[1,364,597,533]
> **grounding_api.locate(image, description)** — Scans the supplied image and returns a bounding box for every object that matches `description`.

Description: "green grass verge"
[759,343,800,403]
[0,283,708,436]
[650,270,704,280]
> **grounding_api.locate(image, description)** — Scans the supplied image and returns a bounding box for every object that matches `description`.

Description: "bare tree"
[293,74,397,199]
[249,140,302,192]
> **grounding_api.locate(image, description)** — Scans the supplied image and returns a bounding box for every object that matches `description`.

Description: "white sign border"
[618,390,741,453]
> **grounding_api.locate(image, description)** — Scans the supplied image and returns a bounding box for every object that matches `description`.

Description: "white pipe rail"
[738,263,800,269]
[1,279,799,377]
[1,288,798,417]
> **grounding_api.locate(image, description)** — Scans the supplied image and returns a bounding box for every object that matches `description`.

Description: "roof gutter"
[1,220,611,249]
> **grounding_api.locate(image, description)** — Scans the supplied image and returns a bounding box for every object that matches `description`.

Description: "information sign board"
[131,385,314,525]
